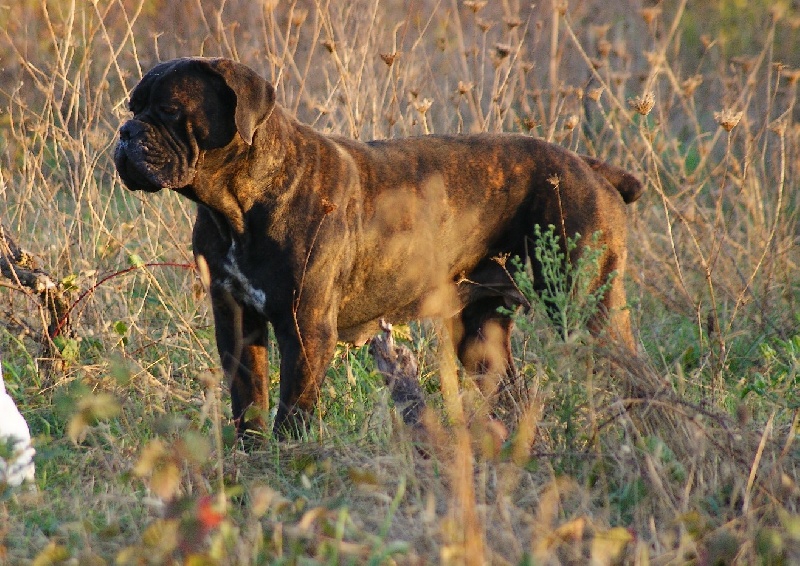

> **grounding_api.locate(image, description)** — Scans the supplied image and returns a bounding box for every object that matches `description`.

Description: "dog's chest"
[219,243,268,313]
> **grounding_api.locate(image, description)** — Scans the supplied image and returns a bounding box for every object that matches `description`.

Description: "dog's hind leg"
[451,297,519,409]
[589,247,636,352]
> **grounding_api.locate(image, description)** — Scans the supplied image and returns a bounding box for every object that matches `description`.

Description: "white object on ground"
[0,364,35,487]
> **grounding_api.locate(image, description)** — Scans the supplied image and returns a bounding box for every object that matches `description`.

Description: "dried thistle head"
[597,39,611,58]
[380,52,400,67]
[563,114,579,131]
[477,18,493,32]
[682,74,703,97]
[521,116,538,131]
[714,108,743,132]
[781,67,800,85]
[321,39,335,54]
[494,43,512,59]
[504,16,523,29]
[457,81,474,95]
[464,0,487,13]
[731,56,756,73]
[645,50,665,67]
[628,91,655,116]
[587,86,604,101]
[290,8,308,26]
[769,118,786,136]
[640,6,662,25]
[493,253,509,268]
[414,98,433,115]
[591,24,611,39]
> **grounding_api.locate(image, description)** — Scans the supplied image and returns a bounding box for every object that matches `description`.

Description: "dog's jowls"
[115,57,643,439]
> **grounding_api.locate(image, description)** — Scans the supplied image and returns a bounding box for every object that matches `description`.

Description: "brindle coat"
[115,57,642,437]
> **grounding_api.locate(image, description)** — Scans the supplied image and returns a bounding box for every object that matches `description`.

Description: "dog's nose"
[119,121,143,142]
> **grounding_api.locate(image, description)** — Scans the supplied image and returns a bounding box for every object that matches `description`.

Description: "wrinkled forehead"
[129,63,223,114]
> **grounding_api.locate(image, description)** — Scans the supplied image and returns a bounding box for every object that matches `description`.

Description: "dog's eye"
[159,106,182,120]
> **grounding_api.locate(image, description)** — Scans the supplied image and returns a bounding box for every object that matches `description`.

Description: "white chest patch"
[221,243,267,313]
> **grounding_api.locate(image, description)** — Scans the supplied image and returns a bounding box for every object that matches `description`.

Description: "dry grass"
[0,0,799,564]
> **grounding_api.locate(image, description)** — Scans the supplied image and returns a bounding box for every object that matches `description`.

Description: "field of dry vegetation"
[0,0,798,563]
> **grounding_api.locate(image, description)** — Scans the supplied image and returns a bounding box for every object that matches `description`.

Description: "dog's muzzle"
[114,119,196,192]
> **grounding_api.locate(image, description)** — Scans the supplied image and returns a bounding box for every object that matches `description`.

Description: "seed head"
[769,118,786,135]
[782,67,800,85]
[494,43,512,59]
[414,98,433,115]
[628,91,655,116]
[521,116,538,131]
[457,81,474,95]
[493,253,509,268]
[682,74,703,97]
[464,0,487,13]
[291,8,308,26]
[587,86,604,101]
[563,114,579,130]
[380,52,400,66]
[640,7,662,25]
[597,39,611,58]
[714,108,742,132]
[476,18,493,32]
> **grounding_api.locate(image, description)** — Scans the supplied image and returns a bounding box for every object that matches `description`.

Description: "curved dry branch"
[0,224,72,339]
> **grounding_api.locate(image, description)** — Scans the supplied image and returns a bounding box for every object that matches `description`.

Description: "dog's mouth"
[114,145,164,193]
[114,120,197,192]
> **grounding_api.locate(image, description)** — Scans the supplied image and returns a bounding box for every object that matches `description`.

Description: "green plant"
[498,226,616,467]
[508,224,615,343]
[743,332,800,409]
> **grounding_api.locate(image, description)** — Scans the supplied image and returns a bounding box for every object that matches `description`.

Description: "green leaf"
[128,253,145,268]
[113,320,129,336]
[60,272,79,292]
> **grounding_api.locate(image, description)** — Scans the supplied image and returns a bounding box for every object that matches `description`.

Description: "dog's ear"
[203,59,276,145]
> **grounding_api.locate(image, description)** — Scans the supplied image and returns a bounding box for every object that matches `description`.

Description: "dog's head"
[114,57,275,192]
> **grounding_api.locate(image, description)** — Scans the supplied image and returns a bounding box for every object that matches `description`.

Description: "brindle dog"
[115,57,642,438]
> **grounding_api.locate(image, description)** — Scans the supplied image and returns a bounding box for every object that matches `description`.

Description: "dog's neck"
[187,106,302,235]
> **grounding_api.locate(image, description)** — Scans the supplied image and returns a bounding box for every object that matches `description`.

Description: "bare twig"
[0,223,72,339]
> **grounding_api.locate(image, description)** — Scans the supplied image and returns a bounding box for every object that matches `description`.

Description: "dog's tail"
[581,156,644,204]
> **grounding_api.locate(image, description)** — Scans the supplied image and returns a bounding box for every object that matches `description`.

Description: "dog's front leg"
[209,288,271,437]
[271,308,338,439]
